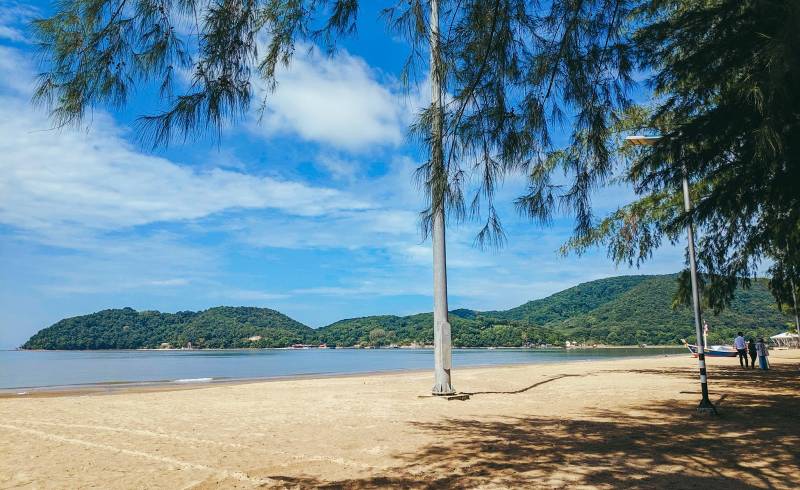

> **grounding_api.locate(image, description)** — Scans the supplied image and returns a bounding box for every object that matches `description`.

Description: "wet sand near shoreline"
[1,351,798,489]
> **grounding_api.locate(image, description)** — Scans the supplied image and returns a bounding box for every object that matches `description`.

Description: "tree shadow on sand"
[267,363,800,489]
[462,374,582,396]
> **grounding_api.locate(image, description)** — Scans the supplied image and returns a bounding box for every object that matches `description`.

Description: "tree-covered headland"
[22,275,791,350]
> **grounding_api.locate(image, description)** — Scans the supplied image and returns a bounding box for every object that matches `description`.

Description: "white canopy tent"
[770,332,800,348]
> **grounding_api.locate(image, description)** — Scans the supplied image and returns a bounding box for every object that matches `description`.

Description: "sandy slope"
[1,351,798,489]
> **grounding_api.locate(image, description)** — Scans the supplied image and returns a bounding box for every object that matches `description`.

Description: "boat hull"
[684,342,738,358]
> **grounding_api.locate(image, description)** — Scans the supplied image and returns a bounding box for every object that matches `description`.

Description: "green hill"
[316,275,791,347]
[483,275,652,323]
[21,275,794,349]
[315,312,558,348]
[550,275,788,345]
[22,306,316,350]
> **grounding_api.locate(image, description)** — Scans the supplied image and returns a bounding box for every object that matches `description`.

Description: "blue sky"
[0,1,687,348]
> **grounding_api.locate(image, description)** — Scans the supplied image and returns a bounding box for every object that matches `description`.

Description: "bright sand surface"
[1,351,798,489]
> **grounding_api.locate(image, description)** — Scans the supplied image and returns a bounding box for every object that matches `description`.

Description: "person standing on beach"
[734,332,748,368]
[756,338,770,370]
[747,338,757,369]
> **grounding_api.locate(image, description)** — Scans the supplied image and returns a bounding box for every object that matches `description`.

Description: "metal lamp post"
[626,135,716,414]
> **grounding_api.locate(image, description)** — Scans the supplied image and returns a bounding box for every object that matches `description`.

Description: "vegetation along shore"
[23,275,791,350]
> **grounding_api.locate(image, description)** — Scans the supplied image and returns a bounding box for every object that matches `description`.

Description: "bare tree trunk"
[430,0,454,395]
[790,277,800,336]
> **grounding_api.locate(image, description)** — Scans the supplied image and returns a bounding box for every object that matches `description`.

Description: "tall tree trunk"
[430,0,454,395]
[790,277,800,336]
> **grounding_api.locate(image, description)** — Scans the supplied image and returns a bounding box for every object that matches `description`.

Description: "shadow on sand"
[462,374,582,396]
[270,363,800,489]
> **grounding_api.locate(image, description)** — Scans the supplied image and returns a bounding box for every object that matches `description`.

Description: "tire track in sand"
[6,419,246,448]
[2,420,376,471]
[0,423,275,486]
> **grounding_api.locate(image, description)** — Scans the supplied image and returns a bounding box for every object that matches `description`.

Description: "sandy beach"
[1,351,798,489]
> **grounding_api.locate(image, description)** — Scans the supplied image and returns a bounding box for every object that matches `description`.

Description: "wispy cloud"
[314,153,362,181]
[215,288,291,301]
[0,2,37,43]
[0,96,372,241]
[0,45,36,94]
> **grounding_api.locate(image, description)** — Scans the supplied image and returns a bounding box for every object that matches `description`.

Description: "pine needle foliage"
[32,0,361,146]
[32,0,637,244]
[567,0,800,308]
[392,0,637,245]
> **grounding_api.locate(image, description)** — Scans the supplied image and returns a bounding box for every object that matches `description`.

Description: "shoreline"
[2,350,798,488]
[2,351,688,397]
[6,344,686,352]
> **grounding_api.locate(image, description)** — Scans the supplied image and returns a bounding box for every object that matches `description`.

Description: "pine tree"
[564,0,800,308]
[32,0,637,391]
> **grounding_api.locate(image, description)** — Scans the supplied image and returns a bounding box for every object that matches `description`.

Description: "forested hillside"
[483,275,652,323]
[22,307,316,349]
[316,275,790,347]
[22,275,793,349]
[551,276,787,345]
[317,313,563,348]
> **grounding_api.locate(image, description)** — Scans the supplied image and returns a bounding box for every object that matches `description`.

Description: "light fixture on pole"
[625,135,716,415]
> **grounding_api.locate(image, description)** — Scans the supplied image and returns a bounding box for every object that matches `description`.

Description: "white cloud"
[149,278,191,287]
[0,45,35,94]
[217,289,290,301]
[0,228,216,296]
[315,153,361,180]
[43,278,190,295]
[0,96,372,238]
[230,208,418,250]
[0,43,387,244]
[0,24,23,42]
[0,2,37,43]
[254,45,414,151]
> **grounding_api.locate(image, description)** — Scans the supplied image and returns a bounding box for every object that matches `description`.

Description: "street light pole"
[681,165,716,414]
[626,135,716,414]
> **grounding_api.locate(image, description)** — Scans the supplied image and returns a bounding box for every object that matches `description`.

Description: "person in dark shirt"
[747,338,757,369]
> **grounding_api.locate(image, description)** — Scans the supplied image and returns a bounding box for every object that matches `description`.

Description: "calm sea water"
[0,347,685,389]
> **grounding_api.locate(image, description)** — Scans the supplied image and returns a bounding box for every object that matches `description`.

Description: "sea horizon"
[1,347,685,391]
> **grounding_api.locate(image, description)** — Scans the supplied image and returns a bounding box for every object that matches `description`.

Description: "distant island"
[22,275,792,350]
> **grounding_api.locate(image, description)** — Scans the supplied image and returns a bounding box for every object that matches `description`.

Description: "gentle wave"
[173,377,214,384]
